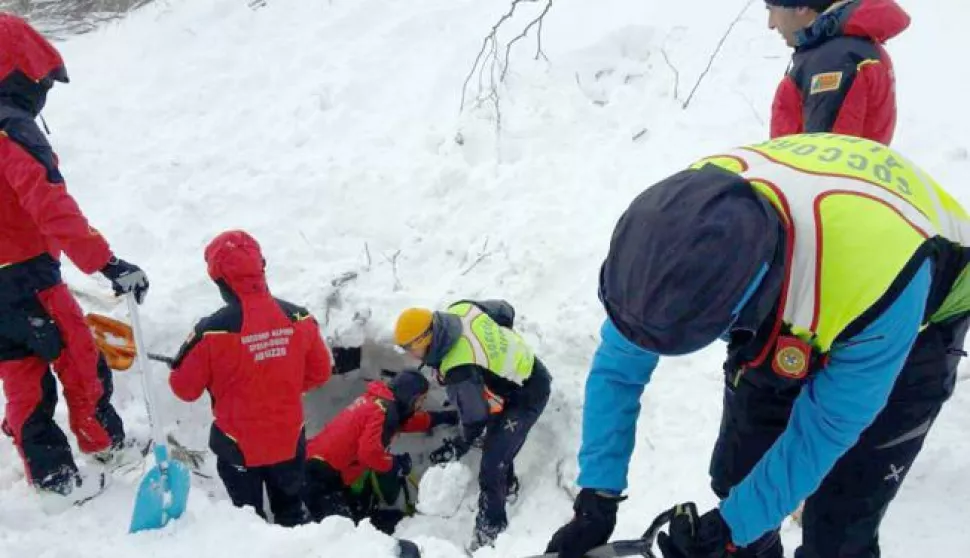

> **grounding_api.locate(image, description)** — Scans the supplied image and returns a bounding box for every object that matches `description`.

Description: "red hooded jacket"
[307,381,432,485]
[170,231,332,467]
[770,0,910,144]
[0,14,112,278]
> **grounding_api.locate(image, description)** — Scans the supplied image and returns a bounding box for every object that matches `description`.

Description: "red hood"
[0,14,68,83]
[204,230,269,297]
[366,381,394,401]
[841,0,910,42]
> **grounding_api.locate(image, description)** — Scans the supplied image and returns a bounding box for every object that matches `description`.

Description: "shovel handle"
[639,507,676,558]
[126,294,166,450]
[148,353,175,367]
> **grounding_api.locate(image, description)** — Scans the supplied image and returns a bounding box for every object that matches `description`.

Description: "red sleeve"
[169,330,212,402]
[833,61,895,145]
[400,411,432,433]
[299,316,332,392]
[0,136,112,273]
[358,405,394,473]
[829,73,867,138]
[770,76,804,139]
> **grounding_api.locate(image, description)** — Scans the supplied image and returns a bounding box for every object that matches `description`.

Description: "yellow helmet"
[394,307,434,350]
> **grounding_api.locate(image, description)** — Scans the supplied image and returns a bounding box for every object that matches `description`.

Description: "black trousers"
[215,432,307,527]
[710,318,968,558]
[303,459,410,534]
[475,358,551,538]
[1,354,123,491]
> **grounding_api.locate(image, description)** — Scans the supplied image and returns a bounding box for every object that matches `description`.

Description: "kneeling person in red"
[304,370,458,533]
[169,230,332,526]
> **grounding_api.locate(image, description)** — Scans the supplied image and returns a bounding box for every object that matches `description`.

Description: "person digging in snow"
[169,230,332,526]
[545,133,970,558]
[303,369,458,533]
[0,13,149,505]
[766,0,910,144]
[395,300,552,550]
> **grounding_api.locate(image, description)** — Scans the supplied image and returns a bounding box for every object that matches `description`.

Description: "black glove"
[391,453,412,477]
[429,437,468,465]
[332,346,362,375]
[545,488,626,558]
[657,503,735,558]
[429,410,460,427]
[100,257,149,303]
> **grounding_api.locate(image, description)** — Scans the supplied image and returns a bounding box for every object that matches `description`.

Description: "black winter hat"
[765,0,838,10]
[599,165,781,356]
[389,369,430,409]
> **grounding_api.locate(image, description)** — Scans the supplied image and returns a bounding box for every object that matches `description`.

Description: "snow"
[2,0,970,556]
[417,462,474,518]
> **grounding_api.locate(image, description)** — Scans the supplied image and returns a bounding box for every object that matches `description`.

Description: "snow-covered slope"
[2,0,969,556]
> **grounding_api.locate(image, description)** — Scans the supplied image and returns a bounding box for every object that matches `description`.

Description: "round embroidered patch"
[775,345,808,377]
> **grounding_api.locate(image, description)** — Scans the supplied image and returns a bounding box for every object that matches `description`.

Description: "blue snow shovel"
[126,293,191,533]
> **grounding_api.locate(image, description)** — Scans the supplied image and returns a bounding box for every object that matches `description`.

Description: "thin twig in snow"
[381,250,403,292]
[736,88,766,126]
[660,47,681,101]
[460,238,496,276]
[682,0,755,110]
[363,242,372,271]
[535,14,549,62]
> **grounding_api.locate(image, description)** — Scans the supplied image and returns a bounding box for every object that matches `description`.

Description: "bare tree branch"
[682,0,755,110]
[500,0,553,81]
[460,0,521,112]
[14,0,156,39]
[459,0,555,133]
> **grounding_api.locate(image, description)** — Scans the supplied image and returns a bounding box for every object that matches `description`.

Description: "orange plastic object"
[85,313,136,371]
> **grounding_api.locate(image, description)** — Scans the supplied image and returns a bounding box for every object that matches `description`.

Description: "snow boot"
[468,519,505,552]
[94,437,149,474]
[37,469,107,514]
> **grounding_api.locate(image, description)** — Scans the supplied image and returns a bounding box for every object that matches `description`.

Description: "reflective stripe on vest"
[440,303,535,385]
[693,133,970,351]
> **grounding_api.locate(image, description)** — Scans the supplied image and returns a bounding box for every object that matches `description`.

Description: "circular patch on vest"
[774,345,808,378]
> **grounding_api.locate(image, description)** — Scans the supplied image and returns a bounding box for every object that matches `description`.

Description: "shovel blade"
[129,450,191,533]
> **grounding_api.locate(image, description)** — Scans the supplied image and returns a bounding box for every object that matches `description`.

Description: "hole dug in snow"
[302,339,459,520]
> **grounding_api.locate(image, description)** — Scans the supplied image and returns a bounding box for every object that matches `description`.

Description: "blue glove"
[100,257,149,304]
